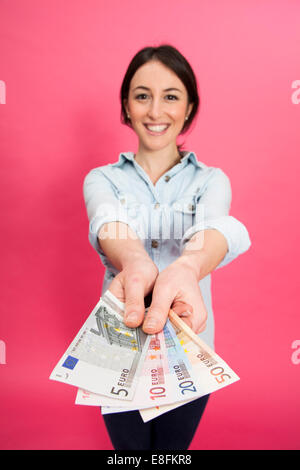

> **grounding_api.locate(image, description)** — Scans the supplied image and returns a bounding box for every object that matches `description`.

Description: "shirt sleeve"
[83,167,141,267]
[179,168,251,269]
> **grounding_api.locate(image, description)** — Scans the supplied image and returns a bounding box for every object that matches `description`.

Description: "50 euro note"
[139,309,240,422]
[49,290,151,401]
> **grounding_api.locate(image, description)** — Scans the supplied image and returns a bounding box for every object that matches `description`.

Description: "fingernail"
[144,319,158,331]
[180,310,192,317]
[125,312,138,323]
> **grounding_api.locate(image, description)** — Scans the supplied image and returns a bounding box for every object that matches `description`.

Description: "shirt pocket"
[116,190,147,238]
[117,191,140,219]
[171,195,197,239]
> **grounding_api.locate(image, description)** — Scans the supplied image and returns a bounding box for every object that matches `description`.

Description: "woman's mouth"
[144,124,170,135]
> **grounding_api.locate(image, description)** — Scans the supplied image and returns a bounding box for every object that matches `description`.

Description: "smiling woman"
[83,43,251,450]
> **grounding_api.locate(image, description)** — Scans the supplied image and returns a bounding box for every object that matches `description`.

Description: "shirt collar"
[112,151,206,169]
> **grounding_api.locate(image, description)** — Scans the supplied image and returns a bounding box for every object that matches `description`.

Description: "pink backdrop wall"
[0,0,299,450]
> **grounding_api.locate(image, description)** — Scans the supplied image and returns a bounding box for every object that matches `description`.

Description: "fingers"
[196,321,207,334]
[189,303,207,334]
[176,315,193,330]
[171,301,193,328]
[171,301,193,317]
[123,274,146,328]
[188,286,208,333]
[172,297,207,334]
[171,310,207,334]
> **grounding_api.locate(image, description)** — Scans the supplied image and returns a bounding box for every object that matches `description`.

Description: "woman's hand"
[107,252,198,332]
[107,253,159,326]
[142,256,208,335]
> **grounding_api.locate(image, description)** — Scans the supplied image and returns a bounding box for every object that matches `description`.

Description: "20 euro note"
[139,309,240,422]
[49,290,151,401]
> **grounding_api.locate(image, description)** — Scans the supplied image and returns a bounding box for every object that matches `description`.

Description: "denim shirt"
[83,150,251,349]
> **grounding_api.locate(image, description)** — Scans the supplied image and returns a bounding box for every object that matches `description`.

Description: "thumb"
[143,283,173,334]
[123,274,147,328]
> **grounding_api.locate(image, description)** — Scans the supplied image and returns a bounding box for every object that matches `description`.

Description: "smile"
[144,124,170,135]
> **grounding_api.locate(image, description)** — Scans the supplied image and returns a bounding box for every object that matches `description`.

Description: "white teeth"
[146,125,168,132]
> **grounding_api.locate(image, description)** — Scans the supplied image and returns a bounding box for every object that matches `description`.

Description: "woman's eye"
[135,94,148,100]
[166,95,178,101]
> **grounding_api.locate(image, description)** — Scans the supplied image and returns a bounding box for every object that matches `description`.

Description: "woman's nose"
[147,97,163,120]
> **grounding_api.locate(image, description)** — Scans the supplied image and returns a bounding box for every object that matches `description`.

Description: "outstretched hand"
[107,255,207,335]
[142,256,207,334]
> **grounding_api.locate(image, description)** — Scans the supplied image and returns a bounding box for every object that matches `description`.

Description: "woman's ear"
[187,102,194,119]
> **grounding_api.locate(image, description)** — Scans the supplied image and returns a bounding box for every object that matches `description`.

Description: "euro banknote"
[139,310,240,422]
[49,290,151,400]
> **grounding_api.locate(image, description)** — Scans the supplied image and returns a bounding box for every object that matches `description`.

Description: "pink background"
[1,0,299,450]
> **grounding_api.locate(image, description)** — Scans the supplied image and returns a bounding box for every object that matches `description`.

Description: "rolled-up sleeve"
[180,168,251,268]
[83,168,140,262]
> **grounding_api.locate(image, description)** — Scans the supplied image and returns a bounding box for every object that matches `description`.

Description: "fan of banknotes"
[49,290,239,422]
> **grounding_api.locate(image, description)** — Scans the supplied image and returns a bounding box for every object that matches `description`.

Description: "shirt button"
[164,175,171,182]
[151,240,159,248]
[188,204,195,211]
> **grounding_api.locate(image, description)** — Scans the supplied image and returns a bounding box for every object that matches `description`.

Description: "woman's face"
[124,60,193,153]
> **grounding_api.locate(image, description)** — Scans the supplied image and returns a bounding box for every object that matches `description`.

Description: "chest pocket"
[171,195,197,239]
[117,191,141,219]
[172,197,196,214]
[117,191,152,240]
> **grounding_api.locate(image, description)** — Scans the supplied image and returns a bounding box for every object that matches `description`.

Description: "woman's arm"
[98,222,159,326]
[179,168,251,270]
[98,222,150,272]
[177,228,228,281]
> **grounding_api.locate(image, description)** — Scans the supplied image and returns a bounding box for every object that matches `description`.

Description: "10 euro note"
[139,309,240,422]
[49,290,151,401]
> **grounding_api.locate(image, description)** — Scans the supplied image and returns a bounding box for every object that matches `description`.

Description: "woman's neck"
[134,145,182,185]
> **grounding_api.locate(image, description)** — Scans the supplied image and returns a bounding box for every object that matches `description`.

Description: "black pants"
[102,394,209,450]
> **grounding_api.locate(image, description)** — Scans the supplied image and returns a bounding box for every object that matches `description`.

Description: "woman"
[83,44,251,450]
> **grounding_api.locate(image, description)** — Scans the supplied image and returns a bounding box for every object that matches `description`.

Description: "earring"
[127,114,130,119]
[185,116,189,121]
